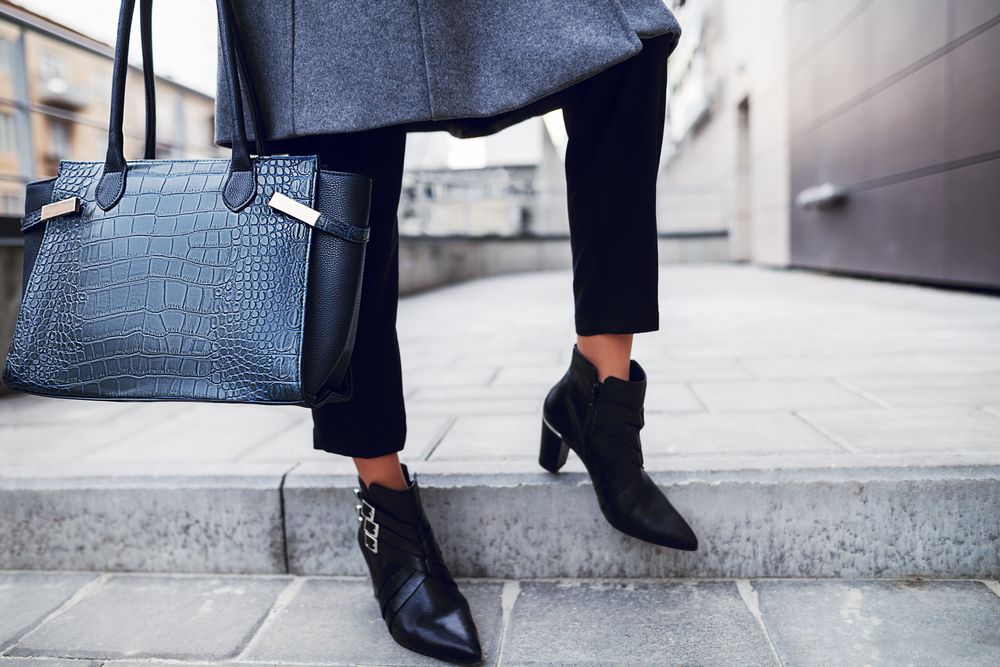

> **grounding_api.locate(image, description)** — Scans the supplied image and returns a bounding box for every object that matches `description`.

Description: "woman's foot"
[354,465,482,664]
[540,345,698,551]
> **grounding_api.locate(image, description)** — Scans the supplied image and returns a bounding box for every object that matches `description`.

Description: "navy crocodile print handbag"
[2,0,371,408]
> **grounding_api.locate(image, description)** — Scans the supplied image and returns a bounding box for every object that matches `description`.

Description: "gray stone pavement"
[2,264,999,476]
[1,266,999,578]
[1,572,999,666]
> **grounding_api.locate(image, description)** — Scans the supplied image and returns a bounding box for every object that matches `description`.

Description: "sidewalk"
[3,264,999,474]
[2,572,999,666]
[1,265,999,578]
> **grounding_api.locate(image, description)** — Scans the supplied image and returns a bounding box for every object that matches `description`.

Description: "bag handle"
[139,0,155,160]
[96,0,263,212]
[135,0,269,161]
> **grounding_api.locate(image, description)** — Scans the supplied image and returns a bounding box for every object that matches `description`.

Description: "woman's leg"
[353,452,407,490]
[576,333,633,383]
[286,128,480,662]
[540,35,698,551]
[560,35,670,349]
[286,128,409,489]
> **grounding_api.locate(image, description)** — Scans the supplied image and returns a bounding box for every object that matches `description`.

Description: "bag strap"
[96,0,264,212]
[221,0,269,158]
[139,0,155,160]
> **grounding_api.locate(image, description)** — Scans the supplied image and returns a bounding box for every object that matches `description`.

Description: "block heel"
[539,419,569,472]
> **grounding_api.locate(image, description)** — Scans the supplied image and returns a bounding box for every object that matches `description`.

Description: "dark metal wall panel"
[789,0,1000,288]
[791,166,950,280]
[946,19,1000,160]
[945,157,1000,286]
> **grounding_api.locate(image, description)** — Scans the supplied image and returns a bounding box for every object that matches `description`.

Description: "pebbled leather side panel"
[22,178,56,294]
[4,156,318,404]
[300,169,371,405]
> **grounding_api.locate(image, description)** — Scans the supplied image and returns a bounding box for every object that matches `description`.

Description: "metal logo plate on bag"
[269,191,320,226]
[40,197,82,221]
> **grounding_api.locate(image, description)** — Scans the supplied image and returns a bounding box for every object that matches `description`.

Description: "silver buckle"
[358,500,379,553]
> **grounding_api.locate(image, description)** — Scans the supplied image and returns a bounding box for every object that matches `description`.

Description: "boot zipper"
[583,382,602,449]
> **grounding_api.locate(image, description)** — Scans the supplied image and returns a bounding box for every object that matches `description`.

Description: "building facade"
[0,0,221,220]
[661,0,1000,289]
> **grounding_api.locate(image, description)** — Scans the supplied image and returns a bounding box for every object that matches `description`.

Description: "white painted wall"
[660,0,792,265]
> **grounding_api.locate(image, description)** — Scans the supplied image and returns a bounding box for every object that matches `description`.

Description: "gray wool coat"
[217,0,681,145]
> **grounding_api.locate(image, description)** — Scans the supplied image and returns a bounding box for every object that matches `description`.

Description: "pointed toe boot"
[355,466,482,664]
[540,346,698,551]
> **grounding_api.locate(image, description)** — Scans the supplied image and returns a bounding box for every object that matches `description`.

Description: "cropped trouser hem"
[293,34,671,458]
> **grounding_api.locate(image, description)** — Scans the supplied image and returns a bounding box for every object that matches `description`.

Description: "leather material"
[99,0,260,212]
[4,0,373,408]
[96,167,126,211]
[312,214,369,243]
[541,346,699,551]
[21,178,56,295]
[4,156,369,406]
[139,0,155,160]
[301,172,370,403]
[222,166,256,211]
[356,467,482,664]
[24,177,56,216]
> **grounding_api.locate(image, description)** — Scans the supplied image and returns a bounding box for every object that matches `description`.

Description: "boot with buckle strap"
[354,465,482,664]
[540,345,698,551]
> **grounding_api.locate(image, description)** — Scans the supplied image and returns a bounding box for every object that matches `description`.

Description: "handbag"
[2,0,371,408]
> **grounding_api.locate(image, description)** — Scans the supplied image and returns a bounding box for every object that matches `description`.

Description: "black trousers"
[289,35,671,459]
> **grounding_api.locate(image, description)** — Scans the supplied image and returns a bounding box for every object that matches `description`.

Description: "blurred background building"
[661,0,1000,289]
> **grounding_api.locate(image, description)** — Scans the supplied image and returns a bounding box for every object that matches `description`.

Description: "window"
[91,67,110,100]
[1,192,21,216]
[48,119,71,159]
[0,38,12,72]
[0,111,15,152]
[40,51,68,80]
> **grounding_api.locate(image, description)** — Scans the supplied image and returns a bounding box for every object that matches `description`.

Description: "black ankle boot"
[354,466,482,664]
[540,346,698,551]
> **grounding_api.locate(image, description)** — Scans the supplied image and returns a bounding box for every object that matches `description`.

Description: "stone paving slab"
[799,407,1000,453]
[7,574,291,660]
[753,579,1000,667]
[278,467,1000,579]
[501,580,776,666]
[844,374,1000,408]
[243,579,504,666]
[0,476,286,573]
[3,573,999,666]
[0,573,97,652]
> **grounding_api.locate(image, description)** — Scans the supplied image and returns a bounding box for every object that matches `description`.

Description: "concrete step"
[3,464,998,578]
[2,571,999,666]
